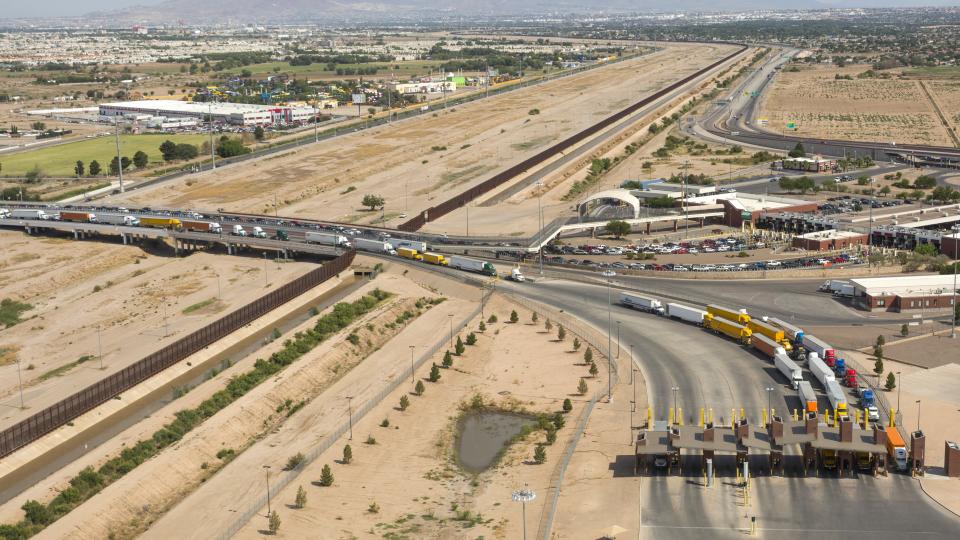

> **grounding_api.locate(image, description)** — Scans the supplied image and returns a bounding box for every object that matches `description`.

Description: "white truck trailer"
[305,231,351,247]
[774,352,803,389]
[808,352,835,388]
[447,255,496,276]
[9,209,51,220]
[667,303,706,325]
[391,239,427,252]
[353,238,396,254]
[825,379,848,415]
[98,214,140,226]
[620,292,665,315]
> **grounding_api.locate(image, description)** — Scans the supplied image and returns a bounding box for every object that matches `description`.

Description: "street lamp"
[511,485,536,540]
[765,387,774,420]
[263,465,272,519]
[896,371,902,414]
[16,357,24,409]
[606,279,613,402]
[409,345,416,384]
[448,314,454,349]
[629,344,634,385]
[98,325,104,370]
[616,321,621,358]
[536,181,544,276]
[671,386,679,423]
[916,400,921,433]
[347,396,354,440]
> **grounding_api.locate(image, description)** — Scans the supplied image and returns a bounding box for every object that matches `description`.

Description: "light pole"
[511,485,536,540]
[208,100,216,170]
[916,399,921,433]
[409,345,416,384]
[672,386,679,424]
[606,279,613,402]
[347,396,354,440]
[448,314,454,349]
[536,181,544,276]
[765,387,774,420]
[629,344,634,385]
[263,465,272,518]
[98,325,104,370]
[952,259,958,339]
[263,252,268,287]
[897,371,902,414]
[16,357,24,409]
[616,321,621,358]
[114,118,124,193]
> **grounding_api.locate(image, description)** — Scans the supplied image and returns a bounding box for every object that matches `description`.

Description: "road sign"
[786,121,796,129]
[351,93,366,104]
[741,211,752,220]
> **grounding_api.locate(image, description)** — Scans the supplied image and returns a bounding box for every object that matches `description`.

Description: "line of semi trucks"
[619,291,907,472]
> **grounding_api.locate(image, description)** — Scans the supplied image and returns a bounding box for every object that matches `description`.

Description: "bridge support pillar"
[73,230,79,240]
[646,222,651,235]
[673,220,678,232]
[121,233,127,245]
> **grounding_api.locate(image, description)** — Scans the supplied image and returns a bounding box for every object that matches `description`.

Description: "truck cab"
[274,230,289,241]
[251,226,268,238]
[509,268,525,282]
[856,452,873,471]
[232,225,247,237]
[821,449,838,470]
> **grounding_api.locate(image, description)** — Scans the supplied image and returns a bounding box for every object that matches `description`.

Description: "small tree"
[254,125,265,141]
[342,444,353,464]
[605,220,631,239]
[584,348,593,364]
[589,362,599,377]
[545,319,553,332]
[885,372,897,391]
[577,378,588,395]
[545,429,557,445]
[399,394,410,410]
[466,332,477,345]
[294,485,307,509]
[479,321,486,332]
[132,150,148,169]
[285,452,305,471]
[788,142,806,158]
[876,335,886,347]
[442,350,453,367]
[533,445,546,464]
[873,356,884,383]
[429,363,441,382]
[562,398,573,413]
[319,464,334,486]
[455,336,465,355]
[268,510,281,534]
[532,312,539,323]
[89,160,101,176]
[557,325,566,341]
[361,194,385,210]
[901,323,909,337]
[510,310,519,323]
[487,314,498,323]
[415,380,425,396]
[74,160,84,177]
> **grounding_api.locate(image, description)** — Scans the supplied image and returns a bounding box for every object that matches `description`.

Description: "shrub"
[365,435,377,445]
[584,348,593,363]
[318,464,334,486]
[342,444,352,465]
[533,445,546,464]
[380,418,390,427]
[478,321,487,332]
[455,336,465,356]
[487,314,498,323]
[294,486,306,509]
[429,363,441,382]
[510,310,519,323]
[557,326,566,341]
[442,350,453,368]
[466,332,477,345]
[578,378,588,395]
[399,395,410,411]
[284,452,305,471]
[415,380,425,396]
[572,338,581,351]
[589,363,599,377]
[563,398,573,413]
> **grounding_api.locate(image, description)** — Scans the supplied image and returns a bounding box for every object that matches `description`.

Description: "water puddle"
[457,411,536,474]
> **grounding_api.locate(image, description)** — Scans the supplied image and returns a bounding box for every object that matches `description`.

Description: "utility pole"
[607,280,613,402]
[98,325,104,370]
[313,98,319,143]
[208,99,216,170]
[537,181,544,276]
[347,396,354,440]
[16,357,24,409]
[114,119,124,193]
[263,465,272,519]
[263,252,268,287]
[952,259,958,339]
[409,345,416,384]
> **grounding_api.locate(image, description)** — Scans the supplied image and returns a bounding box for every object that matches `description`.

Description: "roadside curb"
[919,476,960,519]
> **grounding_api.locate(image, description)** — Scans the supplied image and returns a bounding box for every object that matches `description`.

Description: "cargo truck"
[139,217,181,229]
[0,208,9,218]
[181,220,222,233]
[397,247,423,261]
[59,211,97,222]
[825,379,848,415]
[421,252,448,266]
[801,335,836,366]
[619,292,665,316]
[774,352,803,389]
[751,333,785,358]
[706,304,750,325]
[706,317,752,344]
[354,238,396,255]
[509,268,525,282]
[447,255,496,276]
[841,368,857,387]
[834,283,854,298]
[886,427,908,471]
[231,224,247,236]
[98,213,139,226]
[860,388,875,408]
[797,381,818,413]
[391,239,428,252]
[856,452,873,471]
[10,209,51,220]
[251,226,268,238]
[819,280,849,293]
[305,231,350,247]
[667,303,706,325]
[748,319,792,351]
[274,230,289,241]
[809,352,836,387]
[821,449,838,470]
[767,317,804,345]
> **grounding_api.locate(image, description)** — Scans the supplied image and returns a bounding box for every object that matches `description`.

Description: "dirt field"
[203,295,602,540]
[106,43,738,230]
[0,230,315,430]
[759,64,956,146]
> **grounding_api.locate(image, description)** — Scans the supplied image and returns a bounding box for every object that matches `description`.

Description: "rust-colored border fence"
[398,44,747,232]
[0,251,355,458]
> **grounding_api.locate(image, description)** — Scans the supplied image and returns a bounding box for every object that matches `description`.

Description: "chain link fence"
[501,293,620,540]
[217,304,481,539]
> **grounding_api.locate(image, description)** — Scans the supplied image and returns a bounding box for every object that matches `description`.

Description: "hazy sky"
[4,0,163,18]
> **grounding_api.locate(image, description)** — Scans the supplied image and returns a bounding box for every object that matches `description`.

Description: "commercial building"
[99,100,315,126]
[777,156,837,173]
[387,81,456,95]
[792,230,868,252]
[850,275,959,312]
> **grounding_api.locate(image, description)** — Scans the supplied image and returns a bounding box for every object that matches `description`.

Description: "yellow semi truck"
[397,247,423,261]
[139,217,182,229]
[706,317,752,345]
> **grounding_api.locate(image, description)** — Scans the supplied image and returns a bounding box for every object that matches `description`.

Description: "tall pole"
[916,400,921,433]
[537,181,544,276]
[897,371,902,414]
[616,321,621,358]
[263,465,272,517]
[347,396,354,440]
[409,345,415,384]
[448,314,454,349]
[16,357,24,409]
[263,252,268,287]
[208,100,216,170]
[114,119,124,193]
[314,99,319,143]
[98,325,104,370]
[672,386,679,423]
[607,280,613,402]
[952,259,957,339]
[629,344,634,385]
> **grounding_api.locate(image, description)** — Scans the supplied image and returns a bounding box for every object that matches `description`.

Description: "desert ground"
[0,229,316,431]
[758,64,957,146]
[106,43,739,230]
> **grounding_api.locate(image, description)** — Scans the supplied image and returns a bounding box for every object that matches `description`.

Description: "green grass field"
[223,59,447,79]
[902,66,960,79]
[0,133,209,177]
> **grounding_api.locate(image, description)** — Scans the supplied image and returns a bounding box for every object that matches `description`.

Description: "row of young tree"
[72,151,149,177]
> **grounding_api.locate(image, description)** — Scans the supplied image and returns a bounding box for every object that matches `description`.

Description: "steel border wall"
[0,251,355,458]
[398,44,748,232]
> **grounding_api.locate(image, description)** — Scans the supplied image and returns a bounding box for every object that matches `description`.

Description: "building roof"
[796,230,866,241]
[851,275,960,296]
[101,100,310,115]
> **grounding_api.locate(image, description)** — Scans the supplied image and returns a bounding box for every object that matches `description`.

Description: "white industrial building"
[99,100,315,126]
[387,81,456,95]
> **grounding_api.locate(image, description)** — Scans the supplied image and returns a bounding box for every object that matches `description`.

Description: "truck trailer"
[809,352,836,387]
[774,352,804,389]
[767,317,804,345]
[397,247,422,261]
[421,252,447,266]
[797,381,818,413]
[98,213,139,226]
[305,231,351,247]
[58,211,97,222]
[802,334,837,366]
[9,209,51,220]
[391,239,428,252]
[706,317,752,344]
[751,333,785,358]
[748,319,792,351]
[353,238,396,254]
[886,427,908,471]
[181,220,222,233]
[825,379,848,415]
[139,217,181,229]
[620,292,665,315]
[706,304,750,325]
[667,303,706,325]
[447,255,496,276]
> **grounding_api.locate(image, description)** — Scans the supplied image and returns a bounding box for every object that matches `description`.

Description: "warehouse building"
[792,230,868,252]
[851,275,959,312]
[776,156,837,173]
[386,81,455,95]
[99,100,315,126]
